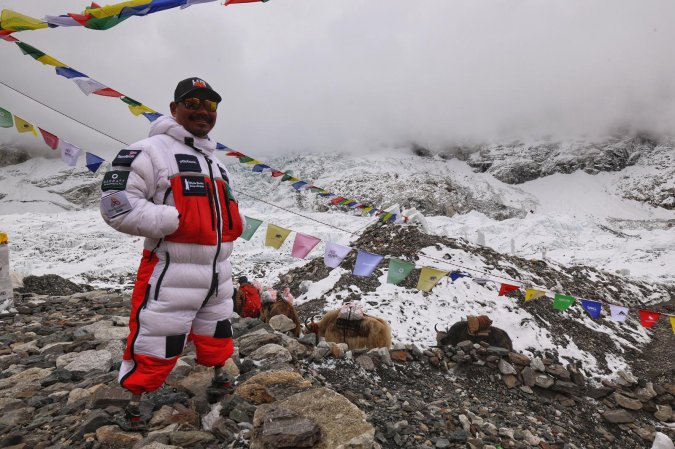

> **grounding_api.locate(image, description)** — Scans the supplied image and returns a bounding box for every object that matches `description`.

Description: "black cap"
[238,276,248,284]
[174,77,222,102]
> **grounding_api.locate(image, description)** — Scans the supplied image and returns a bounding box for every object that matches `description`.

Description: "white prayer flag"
[60,141,81,166]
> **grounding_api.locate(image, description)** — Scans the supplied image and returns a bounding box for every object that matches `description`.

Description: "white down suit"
[100,116,243,395]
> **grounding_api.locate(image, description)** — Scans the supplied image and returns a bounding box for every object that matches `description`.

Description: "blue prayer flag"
[353,250,384,277]
[55,67,87,79]
[581,299,602,319]
[85,152,105,173]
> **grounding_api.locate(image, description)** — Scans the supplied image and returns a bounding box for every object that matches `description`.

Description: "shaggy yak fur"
[260,300,301,337]
[436,321,513,351]
[305,309,392,349]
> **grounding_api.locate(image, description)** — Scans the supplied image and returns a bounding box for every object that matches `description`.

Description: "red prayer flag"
[330,196,345,205]
[225,0,262,4]
[39,128,59,150]
[639,310,660,328]
[67,13,91,26]
[498,283,520,296]
[226,151,243,157]
[93,88,123,97]
[270,170,284,177]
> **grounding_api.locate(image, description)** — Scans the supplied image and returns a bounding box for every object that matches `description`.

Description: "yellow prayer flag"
[245,159,262,165]
[670,316,675,334]
[0,9,48,31]
[87,0,152,19]
[128,104,156,116]
[14,115,37,137]
[265,224,291,249]
[36,54,67,67]
[525,288,546,302]
[416,267,448,292]
[361,207,374,215]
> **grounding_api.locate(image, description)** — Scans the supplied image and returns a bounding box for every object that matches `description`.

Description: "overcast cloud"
[1,0,674,159]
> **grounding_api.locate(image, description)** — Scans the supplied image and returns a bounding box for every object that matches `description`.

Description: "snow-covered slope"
[1,142,673,377]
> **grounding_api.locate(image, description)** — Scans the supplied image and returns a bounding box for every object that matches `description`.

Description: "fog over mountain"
[2,0,675,158]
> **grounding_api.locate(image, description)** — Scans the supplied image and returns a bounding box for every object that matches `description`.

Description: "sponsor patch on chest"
[181,176,208,196]
[175,154,201,173]
[101,170,130,191]
[112,149,141,167]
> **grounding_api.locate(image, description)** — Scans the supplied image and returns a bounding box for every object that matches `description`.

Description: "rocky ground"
[0,274,673,449]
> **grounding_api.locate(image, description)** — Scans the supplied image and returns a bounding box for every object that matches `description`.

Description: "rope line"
[0,81,129,146]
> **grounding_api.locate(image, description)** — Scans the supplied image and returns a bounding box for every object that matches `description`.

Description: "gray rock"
[602,409,636,424]
[56,350,112,375]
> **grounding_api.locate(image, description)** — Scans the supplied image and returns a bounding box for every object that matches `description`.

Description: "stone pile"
[0,284,673,449]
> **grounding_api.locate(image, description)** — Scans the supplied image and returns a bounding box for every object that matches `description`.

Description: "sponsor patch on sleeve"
[101,170,130,191]
[175,154,201,173]
[101,191,132,218]
[112,149,141,167]
[181,176,208,196]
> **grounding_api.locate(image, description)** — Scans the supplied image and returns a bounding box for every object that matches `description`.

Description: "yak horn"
[434,323,442,333]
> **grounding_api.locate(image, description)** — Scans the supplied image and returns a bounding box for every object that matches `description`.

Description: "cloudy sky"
[1,0,674,159]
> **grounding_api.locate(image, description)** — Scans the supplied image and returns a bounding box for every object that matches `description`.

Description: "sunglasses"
[181,97,219,112]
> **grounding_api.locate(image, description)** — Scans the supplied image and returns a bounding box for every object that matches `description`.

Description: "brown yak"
[304,309,392,349]
[259,287,301,337]
[435,316,513,351]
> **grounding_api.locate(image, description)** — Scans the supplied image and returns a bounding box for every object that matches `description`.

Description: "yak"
[260,299,301,337]
[435,317,513,351]
[304,309,392,350]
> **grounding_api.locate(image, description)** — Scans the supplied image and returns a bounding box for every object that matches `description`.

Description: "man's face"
[170,92,218,137]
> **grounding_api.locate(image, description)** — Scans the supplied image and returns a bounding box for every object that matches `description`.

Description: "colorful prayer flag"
[525,288,546,302]
[55,67,88,79]
[639,310,660,328]
[93,87,123,97]
[39,128,59,149]
[416,267,448,292]
[0,10,48,31]
[609,305,629,322]
[13,115,37,137]
[580,299,602,319]
[324,242,351,268]
[353,250,384,277]
[581,299,602,320]
[15,42,66,67]
[59,141,81,166]
[264,224,291,249]
[85,152,105,173]
[0,107,13,128]
[240,216,262,241]
[127,104,155,116]
[449,271,470,282]
[670,316,675,334]
[291,181,308,190]
[553,293,576,311]
[498,283,520,296]
[73,78,107,96]
[387,259,415,285]
[290,233,321,259]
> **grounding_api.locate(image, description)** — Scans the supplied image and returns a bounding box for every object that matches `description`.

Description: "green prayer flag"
[240,216,263,241]
[16,41,45,60]
[121,96,142,106]
[85,15,129,30]
[238,156,254,164]
[387,259,415,285]
[0,107,13,128]
[553,293,576,311]
[281,173,294,182]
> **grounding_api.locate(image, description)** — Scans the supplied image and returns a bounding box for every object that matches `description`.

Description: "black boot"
[206,373,235,403]
[116,403,148,432]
